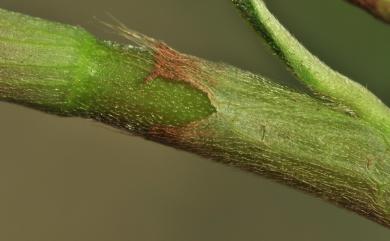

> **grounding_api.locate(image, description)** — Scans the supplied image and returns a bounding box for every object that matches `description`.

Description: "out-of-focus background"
[0,0,389,240]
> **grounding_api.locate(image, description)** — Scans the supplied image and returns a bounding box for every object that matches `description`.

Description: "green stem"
[232,0,390,136]
[0,6,389,227]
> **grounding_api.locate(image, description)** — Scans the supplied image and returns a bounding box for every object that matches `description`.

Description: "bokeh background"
[0,0,389,240]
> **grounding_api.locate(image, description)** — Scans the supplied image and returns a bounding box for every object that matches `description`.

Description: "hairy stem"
[0,5,389,227]
[232,0,390,136]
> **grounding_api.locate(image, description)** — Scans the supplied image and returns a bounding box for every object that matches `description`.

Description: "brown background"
[0,0,389,240]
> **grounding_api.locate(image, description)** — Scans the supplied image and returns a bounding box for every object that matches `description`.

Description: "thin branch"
[232,0,390,135]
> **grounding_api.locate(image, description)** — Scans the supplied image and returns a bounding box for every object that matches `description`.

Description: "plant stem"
[0,5,389,227]
[232,0,390,136]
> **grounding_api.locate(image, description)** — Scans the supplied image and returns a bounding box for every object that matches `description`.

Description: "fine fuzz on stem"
[0,3,389,228]
[232,0,390,136]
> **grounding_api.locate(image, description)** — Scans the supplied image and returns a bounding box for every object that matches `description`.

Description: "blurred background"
[0,0,389,240]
